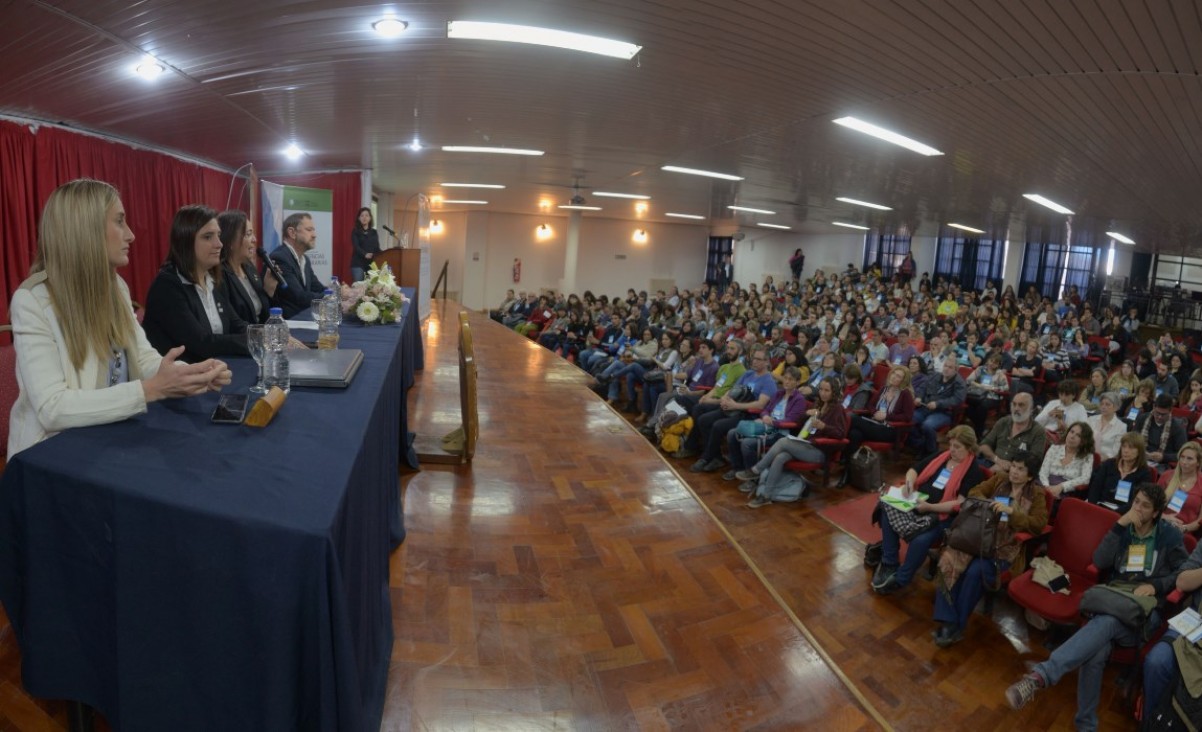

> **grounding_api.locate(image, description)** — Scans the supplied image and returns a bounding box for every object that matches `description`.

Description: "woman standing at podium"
[350,207,380,283]
[8,180,231,455]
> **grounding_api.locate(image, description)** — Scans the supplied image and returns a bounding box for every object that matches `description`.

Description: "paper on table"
[880,486,928,512]
[285,320,319,330]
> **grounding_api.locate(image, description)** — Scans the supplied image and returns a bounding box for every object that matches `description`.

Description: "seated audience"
[1133,394,1188,472]
[842,365,917,484]
[723,366,806,481]
[1079,368,1108,414]
[1033,379,1088,439]
[1037,421,1094,502]
[978,392,1046,471]
[685,345,777,472]
[1085,392,1125,460]
[908,358,967,458]
[1087,433,1153,513]
[1159,441,1202,536]
[963,353,1009,436]
[1140,539,1202,724]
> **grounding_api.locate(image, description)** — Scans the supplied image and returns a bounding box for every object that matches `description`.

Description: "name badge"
[994,495,1011,522]
[933,468,951,491]
[772,401,786,420]
[893,356,902,364]
[1120,387,1130,396]
[1115,480,1132,503]
[690,371,701,383]
[1127,407,1139,421]
[717,373,727,387]
[842,394,852,408]
[877,397,890,412]
[1155,387,1164,397]
[1169,488,1189,514]
[1126,544,1148,574]
[981,374,992,386]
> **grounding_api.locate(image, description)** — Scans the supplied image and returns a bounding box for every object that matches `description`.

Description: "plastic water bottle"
[317,288,340,350]
[326,278,343,327]
[263,307,290,393]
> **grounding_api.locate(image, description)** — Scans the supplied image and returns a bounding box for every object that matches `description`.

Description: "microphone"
[257,247,289,290]
[381,225,396,236]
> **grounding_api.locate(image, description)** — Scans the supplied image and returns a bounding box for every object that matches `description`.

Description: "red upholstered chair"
[870,362,890,391]
[1007,497,1118,626]
[783,436,849,488]
[860,421,914,465]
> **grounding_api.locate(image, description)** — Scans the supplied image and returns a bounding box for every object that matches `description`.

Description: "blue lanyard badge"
[1168,488,1189,514]
[716,372,727,387]
[981,374,992,386]
[877,396,890,413]
[893,356,903,364]
[1120,387,1130,396]
[1115,480,1132,503]
[842,394,852,408]
[772,400,786,420]
[1127,406,1140,421]
[933,468,952,491]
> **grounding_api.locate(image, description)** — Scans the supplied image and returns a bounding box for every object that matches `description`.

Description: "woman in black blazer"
[350,207,380,282]
[217,209,272,325]
[142,205,249,362]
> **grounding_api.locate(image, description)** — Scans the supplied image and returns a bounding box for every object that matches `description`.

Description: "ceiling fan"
[534,175,593,206]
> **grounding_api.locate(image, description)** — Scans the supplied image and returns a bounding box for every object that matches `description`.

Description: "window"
[705,236,733,287]
[1153,254,1202,292]
[933,227,1006,291]
[862,233,911,277]
[1019,222,1098,300]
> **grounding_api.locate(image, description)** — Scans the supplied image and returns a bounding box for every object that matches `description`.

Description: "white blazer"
[8,273,162,456]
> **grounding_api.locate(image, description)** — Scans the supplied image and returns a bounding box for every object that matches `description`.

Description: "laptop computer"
[286,348,364,388]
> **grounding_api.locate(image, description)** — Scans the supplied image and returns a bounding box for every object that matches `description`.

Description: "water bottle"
[326,278,343,327]
[263,307,290,393]
[317,288,340,350]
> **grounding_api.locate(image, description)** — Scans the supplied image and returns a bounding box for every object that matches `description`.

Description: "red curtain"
[262,172,362,283]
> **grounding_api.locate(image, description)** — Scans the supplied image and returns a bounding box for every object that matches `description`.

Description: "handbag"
[880,502,937,541]
[945,497,1002,559]
[642,368,665,383]
[735,420,769,438]
[1079,581,1158,637]
[847,446,882,492]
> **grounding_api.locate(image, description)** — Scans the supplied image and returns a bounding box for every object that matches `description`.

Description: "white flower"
[356,301,380,323]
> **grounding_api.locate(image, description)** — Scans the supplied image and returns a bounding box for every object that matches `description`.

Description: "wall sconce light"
[538,199,553,212]
[536,223,554,240]
[632,229,648,244]
[429,219,444,235]
[634,201,649,215]
[430,195,444,207]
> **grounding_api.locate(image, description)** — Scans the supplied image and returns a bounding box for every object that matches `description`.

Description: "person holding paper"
[933,451,1048,647]
[1005,484,1189,729]
[1158,441,1202,536]
[873,425,986,596]
[1141,538,1202,724]
[1087,433,1153,513]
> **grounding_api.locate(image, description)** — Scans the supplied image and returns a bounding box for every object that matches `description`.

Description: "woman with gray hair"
[1085,391,1124,460]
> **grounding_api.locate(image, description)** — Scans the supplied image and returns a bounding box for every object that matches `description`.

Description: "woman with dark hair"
[217,210,272,325]
[142,205,249,362]
[350,206,380,282]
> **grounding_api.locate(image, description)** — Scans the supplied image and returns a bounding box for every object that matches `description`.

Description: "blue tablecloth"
[0,297,420,731]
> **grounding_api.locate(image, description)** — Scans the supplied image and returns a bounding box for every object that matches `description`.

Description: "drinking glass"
[246,324,266,393]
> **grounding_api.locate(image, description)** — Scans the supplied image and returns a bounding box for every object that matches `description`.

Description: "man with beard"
[978,391,1047,471]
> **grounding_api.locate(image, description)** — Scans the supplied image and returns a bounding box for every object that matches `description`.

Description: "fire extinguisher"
[513,258,521,283]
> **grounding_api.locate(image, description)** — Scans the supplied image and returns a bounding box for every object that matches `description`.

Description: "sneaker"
[1005,673,1044,710]
[735,469,757,481]
[934,624,964,648]
[738,480,757,494]
[747,496,771,508]
[689,459,708,472]
[672,448,699,460]
[874,574,905,595]
[870,564,897,590]
[701,458,726,472]
[721,470,738,481]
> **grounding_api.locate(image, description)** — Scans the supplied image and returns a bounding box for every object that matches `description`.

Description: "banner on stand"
[261,181,334,285]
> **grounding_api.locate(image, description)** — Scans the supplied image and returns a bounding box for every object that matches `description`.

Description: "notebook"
[286,348,364,388]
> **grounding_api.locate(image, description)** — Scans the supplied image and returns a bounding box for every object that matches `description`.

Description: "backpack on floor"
[753,473,808,503]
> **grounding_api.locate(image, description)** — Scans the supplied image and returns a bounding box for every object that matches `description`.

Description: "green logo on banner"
[283,186,333,212]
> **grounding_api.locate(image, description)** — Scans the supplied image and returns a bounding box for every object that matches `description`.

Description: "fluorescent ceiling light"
[1107,231,1136,245]
[832,221,870,231]
[593,192,650,200]
[665,213,705,220]
[660,165,744,181]
[441,199,489,205]
[558,204,602,211]
[757,223,792,230]
[440,183,505,189]
[408,137,422,151]
[282,143,304,160]
[1022,193,1074,215]
[134,56,165,80]
[442,145,544,156]
[836,196,892,211]
[832,116,943,156]
[447,21,641,59]
[372,18,408,38]
[947,223,986,234]
[728,205,776,215]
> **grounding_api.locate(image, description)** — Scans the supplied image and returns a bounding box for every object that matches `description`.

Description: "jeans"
[605,363,644,401]
[933,558,1008,630]
[350,266,365,283]
[909,407,951,455]
[1033,612,1147,732]
[879,510,949,587]
[641,380,667,416]
[1142,629,1181,720]
[700,414,744,462]
[726,428,773,471]
[683,402,723,452]
[753,438,824,492]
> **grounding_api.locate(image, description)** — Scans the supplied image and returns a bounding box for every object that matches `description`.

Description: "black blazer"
[221,261,272,325]
[142,264,249,362]
[350,227,380,270]
[269,244,325,318]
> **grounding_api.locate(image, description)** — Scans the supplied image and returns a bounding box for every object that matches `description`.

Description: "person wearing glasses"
[1132,394,1188,473]
[686,345,778,473]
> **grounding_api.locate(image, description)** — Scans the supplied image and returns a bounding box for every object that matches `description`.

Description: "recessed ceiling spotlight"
[665,213,705,220]
[282,143,304,160]
[661,165,743,181]
[832,221,870,231]
[757,223,792,230]
[134,55,165,80]
[947,223,986,234]
[1022,193,1074,215]
[441,199,489,205]
[1107,231,1136,245]
[728,205,776,215]
[408,137,422,152]
[442,145,544,156]
[447,21,641,59]
[372,18,408,38]
[836,196,892,211]
[832,116,943,156]
[440,183,506,189]
[558,204,602,211]
[593,192,650,200]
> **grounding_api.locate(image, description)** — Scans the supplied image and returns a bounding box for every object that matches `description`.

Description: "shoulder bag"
[944,496,1002,559]
[1078,581,1158,638]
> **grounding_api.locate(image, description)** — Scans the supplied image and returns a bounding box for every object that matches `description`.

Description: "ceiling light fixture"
[282,143,304,160]
[441,199,489,205]
[442,145,544,156]
[660,165,744,181]
[832,221,870,231]
[440,183,506,189]
[446,21,641,59]
[665,212,705,220]
[632,229,648,243]
[428,219,444,234]
[836,196,892,210]
[757,223,792,230]
[557,204,602,211]
[134,56,165,80]
[947,223,986,234]
[832,116,943,156]
[634,201,649,215]
[728,205,776,215]
[593,192,650,200]
[1107,231,1136,245]
[408,137,422,151]
[1022,193,1074,215]
[372,18,408,38]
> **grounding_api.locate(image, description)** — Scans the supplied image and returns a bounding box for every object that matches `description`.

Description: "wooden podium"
[376,249,421,289]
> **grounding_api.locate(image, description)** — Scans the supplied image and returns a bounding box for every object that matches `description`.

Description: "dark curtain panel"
[705,237,733,286]
[934,227,1006,292]
[862,233,911,277]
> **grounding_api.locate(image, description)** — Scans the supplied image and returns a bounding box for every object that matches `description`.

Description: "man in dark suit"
[270,212,326,317]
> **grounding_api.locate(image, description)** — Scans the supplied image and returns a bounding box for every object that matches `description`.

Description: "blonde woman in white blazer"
[8,179,231,456]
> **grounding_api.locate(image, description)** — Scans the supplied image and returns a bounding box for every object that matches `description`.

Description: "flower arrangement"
[340,262,408,324]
